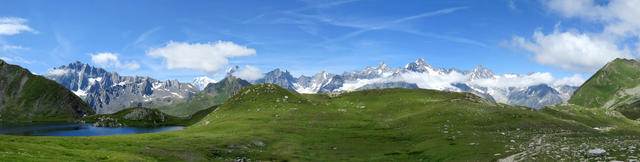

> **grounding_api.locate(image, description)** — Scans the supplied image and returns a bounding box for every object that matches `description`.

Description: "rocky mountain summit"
[45,61,198,114]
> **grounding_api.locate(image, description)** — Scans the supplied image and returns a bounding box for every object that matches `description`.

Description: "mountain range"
[254,58,578,108]
[42,58,578,114]
[44,61,199,114]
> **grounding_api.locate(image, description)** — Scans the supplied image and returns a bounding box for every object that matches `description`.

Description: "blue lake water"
[0,123,183,136]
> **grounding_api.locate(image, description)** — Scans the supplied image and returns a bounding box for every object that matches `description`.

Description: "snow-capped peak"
[377,62,389,70]
[404,58,436,73]
[314,71,329,79]
[415,58,427,65]
[470,65,495,80]
[192,76,217,90]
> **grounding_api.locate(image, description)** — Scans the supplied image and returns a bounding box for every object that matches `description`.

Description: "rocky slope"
[45,61,198,114]
[0,60,94,123]
[255,58,578,108]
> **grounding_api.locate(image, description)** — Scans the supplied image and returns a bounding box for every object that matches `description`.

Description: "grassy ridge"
[154,76,249,117]
[568,58,640,120]
[153,93,222,117]
[569,58,640,109]
[0,60,94,123]
[2,84,638,161]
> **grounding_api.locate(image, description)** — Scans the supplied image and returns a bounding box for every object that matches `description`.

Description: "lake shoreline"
[0,123,184,136]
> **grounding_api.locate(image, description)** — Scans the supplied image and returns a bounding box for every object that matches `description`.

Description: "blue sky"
[0,0,638,82]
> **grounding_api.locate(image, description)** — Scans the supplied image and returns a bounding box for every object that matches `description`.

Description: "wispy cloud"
[243,2,479,47]
[288,0,360,12]
[333,6,469,41]
[242,0,361,24]
[0,17,36,57]
[508,0,517,10]
[402,30,488,48]
[48,33,73,62]
[272,5,482,47]
[1,44,27,51]
[0,56,33,64]
[0,17,37,35]
[134,27,162,46]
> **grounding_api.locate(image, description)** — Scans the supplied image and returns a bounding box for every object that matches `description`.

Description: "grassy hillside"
[569,58,640,109]
[82,106,218,127]
[1,84,639,161]
[0,60,94,123]
[568,58,640,120]
[154,76,250,116]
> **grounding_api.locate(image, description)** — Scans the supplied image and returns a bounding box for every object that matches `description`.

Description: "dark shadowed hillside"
[0,60,94,123]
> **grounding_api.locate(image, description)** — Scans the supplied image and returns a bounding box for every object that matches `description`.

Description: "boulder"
[587,148,606,157]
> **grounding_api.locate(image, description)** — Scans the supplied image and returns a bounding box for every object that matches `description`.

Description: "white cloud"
[339,71,470,91]
[45,69,71,76]
[471,72,554,88]
[90,52,140,70]
[512,29,632,73]
[146,41,256,75]
[337,70,585,93]
[231,65,264,81]
[91,52,118,65]
[0,17,37,35]
[399,71,469,90]
[546,0,640,36]
[511,0,640,73]
[470,73,585,89]
[552,74,586,87]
